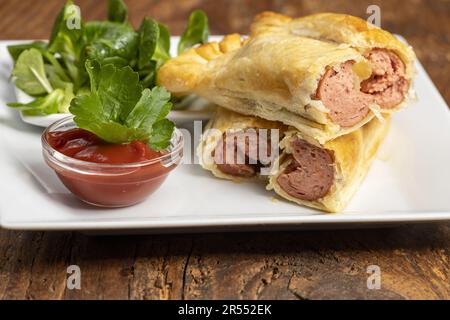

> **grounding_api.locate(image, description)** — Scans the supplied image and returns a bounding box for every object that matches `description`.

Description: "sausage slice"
[277,139,334,201]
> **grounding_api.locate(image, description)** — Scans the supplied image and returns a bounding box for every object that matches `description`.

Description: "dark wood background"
[0,0,449,300]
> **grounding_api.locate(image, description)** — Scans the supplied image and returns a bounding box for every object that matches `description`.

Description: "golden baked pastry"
[159,12,414,143]
[198,107,390,213]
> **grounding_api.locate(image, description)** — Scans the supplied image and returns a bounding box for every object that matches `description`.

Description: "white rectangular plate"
[1,39,450,232]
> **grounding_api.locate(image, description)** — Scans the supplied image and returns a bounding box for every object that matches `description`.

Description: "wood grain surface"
[0,0,449,300]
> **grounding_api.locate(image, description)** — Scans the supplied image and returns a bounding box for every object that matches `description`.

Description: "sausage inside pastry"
[159,12,414,143]
[198,107,390,212]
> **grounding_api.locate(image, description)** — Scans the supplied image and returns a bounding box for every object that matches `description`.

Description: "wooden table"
[0,0,449,300]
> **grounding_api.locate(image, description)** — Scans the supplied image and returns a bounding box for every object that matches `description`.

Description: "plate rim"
[2,210,450,231]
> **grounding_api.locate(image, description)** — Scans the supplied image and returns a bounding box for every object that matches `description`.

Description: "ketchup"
[47,129,163,164]
[45,128,180,207]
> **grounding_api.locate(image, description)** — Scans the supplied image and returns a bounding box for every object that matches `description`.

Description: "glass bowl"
[42,116,184,208]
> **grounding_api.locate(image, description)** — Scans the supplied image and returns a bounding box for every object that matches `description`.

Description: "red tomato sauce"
[47,128,163,164]
[45,128,178,207]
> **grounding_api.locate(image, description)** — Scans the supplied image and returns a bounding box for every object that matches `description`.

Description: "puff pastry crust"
[268,115,390,212]
[159,12,414,143]
[198,107,390,213]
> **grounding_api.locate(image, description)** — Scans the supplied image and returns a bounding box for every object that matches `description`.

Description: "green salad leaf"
[41,51,73,83]
[48,0,84,56]
[148,119,176,150]
[178,10,209,54]
[8,85,74,115]
[125,85,173,129]
[70,63,175,150]
[12,49,53,96]
[137,18,159,70]
[84,21,138,63]
[8,41,48,62]
[136,19,171,85]
[48,0,86,89]
[138,61,157,88]
[108,0,128,24]
[87,61,143,121]
[7,0,210,117]
[45,64,72,91]
[153,23,171,66]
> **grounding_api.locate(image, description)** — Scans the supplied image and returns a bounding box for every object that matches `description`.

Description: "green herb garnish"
[107,0,128,24]
[7,0,210,116]
[8,86,74,116]
[8,41,47,62]
[178,10,209,54]
[11,48,53,96]
[70,61,175,150]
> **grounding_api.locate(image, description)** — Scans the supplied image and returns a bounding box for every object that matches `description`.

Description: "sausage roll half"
[198,107,390,213]
[159,12,414,143]
[198,107,288,182]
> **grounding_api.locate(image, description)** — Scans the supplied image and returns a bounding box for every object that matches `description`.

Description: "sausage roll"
[198,107,288,182]
[159,12,414,143]
[198,107,390,213]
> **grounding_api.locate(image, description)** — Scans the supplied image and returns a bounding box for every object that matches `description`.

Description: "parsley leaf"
[148,119,176,150]
[70,63,175,150]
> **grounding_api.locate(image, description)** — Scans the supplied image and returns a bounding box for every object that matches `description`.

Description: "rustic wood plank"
[23,232,73,299]
[129,235,193,300]
[180,224,449,300]
[63,234,138,299]
[0,231,45,299]
[0,224,448,300]
[0,0,449,300]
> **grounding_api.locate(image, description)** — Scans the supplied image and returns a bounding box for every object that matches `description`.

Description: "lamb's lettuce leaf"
[84,21,138,64]
[108,0,128,24]
[12,49,53,96]
[153,23,171,66]
[8,85,74,115]
[45,64,72,91]
[48,0,86,89]
[136,18,170,86]
[178,10,209,54]
[48,0,84,56]
[137,18,159,69]
[8,41,48,62]
[138,61,157,88]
